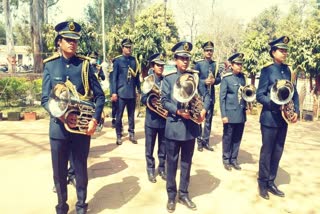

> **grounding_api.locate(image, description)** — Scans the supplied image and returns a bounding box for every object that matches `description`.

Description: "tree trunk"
[316,74,320,95]
[30,0,43,73]
[43,0,48,24]
[309,75,313,92]
[3,0,16,73]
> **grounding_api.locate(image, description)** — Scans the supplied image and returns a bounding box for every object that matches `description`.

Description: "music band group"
[41,21,300,214]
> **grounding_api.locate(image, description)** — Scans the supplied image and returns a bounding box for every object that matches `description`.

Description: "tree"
[3,0,16,72]
[30,0,43,73]
[106,3,179,76]
[0,21,6,45]
[240,6,281,84]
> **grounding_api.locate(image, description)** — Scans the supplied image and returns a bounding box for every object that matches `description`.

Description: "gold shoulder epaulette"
[163,70,176,77]
[187,68,199,74]
[112,55,122,63]
[263,62,274,69]
[195,59,204,63]
[43,52,60,64]
[222,72,233,78]
[76,54,91,61]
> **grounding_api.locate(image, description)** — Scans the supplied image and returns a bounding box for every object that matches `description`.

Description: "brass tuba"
[142,74,168,119]
[48,83,103,135]
[238,84,256,110]
[173,73,203,124]
[270,79,295,123]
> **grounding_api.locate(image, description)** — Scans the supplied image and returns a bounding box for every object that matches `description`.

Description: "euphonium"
[238,84,256,110]
[173,73,203,124]
[270,79,295,123]
[142,74,168,119]
[48,83,103,135]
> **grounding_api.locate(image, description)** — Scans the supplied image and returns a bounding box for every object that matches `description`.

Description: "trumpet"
[270,79,295,123]
[48,83,103,135]
[173,73,203,124]
[142,74,168,119]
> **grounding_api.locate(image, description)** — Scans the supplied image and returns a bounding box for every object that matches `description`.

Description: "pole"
[102,0,106,62]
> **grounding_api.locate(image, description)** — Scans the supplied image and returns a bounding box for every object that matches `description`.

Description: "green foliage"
[106,3,179,74]
[0,77,29,107]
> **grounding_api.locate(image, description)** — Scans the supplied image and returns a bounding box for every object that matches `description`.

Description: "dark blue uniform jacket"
[111,55,141,99]
[41,54,105,139]
[161,69,211,141]
[256,63,299,127]
[220,72,247,123]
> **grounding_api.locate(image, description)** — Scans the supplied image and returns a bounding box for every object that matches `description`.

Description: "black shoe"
[267,184,285,197]
[116,137,122,145]
[147,172,157,183]
[203,144,214,151]
[129,134,138,144]
[223,163,232,171]
[167,199,176,213]
[231,162,241,170]
[158,170,167,180]
[52,185,56,193]
[197,146,203,152]
[178,196,197,210]
[259,186,270,200]
[68,176,76,187]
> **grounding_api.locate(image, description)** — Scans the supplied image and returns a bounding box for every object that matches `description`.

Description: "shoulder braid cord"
[128,57,141,77]
[65,59,92,101]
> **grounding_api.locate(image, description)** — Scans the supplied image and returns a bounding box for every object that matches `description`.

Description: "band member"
[220,53,247,171]
[194,41,221,152]
[141,53,167,183]
[257,36,299,199]
[51,37,76,193]
[88,51,106,81]
[111,38,141,145]
[108,60,118,128]
[161,41,210,212]
[41,21,105,214]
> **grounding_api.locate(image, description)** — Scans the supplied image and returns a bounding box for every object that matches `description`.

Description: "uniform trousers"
[222,123,244,164]
[116,97,136,136]
[50,134,90,214]
[258,124,287,187]
[111,100,118,120]
[145,125,166,173]
[198,103,214,145]
[166,138,195,200]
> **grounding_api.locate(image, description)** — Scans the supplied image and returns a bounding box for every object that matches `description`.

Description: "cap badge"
[183,43,189,51]
[69,22,75,31]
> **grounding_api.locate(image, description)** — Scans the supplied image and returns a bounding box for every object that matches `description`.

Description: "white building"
[0,45,33,66]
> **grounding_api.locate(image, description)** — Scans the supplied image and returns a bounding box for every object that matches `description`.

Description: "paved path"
[0,114,319,214]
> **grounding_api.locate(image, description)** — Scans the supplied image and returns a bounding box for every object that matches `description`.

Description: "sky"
[49,0,290,24]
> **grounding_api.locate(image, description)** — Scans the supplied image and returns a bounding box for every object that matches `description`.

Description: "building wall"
[0,45,33,66]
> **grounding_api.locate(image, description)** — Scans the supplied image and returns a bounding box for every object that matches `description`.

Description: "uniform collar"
[61,55,76,64]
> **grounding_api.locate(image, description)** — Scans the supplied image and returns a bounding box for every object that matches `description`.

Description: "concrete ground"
[0,113,319,214]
